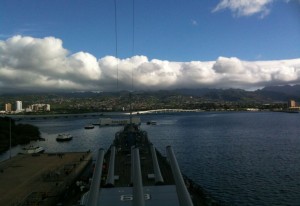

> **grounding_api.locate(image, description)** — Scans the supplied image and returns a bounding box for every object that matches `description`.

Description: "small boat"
[56,133,73,141]
[21,145,45,154]
[84,124,95,129]
[147,120,157,125]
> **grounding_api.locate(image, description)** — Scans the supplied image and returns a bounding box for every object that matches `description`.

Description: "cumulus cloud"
[0,35,300,93]
[213,0,273,17]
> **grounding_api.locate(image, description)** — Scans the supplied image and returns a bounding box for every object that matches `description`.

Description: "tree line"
[0,117,41,153]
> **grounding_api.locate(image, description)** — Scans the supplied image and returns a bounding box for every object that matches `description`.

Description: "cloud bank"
[213,0,273,17]
[0,36,300,93]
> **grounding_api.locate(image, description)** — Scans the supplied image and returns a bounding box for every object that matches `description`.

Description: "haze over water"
[1,111,300,205]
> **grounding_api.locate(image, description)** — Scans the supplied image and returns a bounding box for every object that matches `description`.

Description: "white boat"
[21,145,45,154]
[56,133,73,141]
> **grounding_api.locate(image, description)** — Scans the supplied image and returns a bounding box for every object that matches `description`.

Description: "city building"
[16,101,22,112]
[5,103,12,112]
[288,100,297,108]
[30,104,51,112]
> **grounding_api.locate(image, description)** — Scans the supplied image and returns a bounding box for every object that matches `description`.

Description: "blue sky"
[0,0,300,92]
[1,0,299,61]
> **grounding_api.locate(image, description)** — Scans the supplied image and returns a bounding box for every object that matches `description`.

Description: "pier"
[0,152,92,206]
[132,109,204,114]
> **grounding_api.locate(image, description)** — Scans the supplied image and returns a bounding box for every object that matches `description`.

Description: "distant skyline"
[0,0,300,92]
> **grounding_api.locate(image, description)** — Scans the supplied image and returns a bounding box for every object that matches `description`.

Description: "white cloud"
[68,52,101,81]
[213,57,244,74]
[0,36,300,92]
[213,0,273,17]
[191,19,198,26]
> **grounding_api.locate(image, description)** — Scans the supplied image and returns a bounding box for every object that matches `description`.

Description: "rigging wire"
[131,0,135,92]
[130,0,135,121]
[114,0,135,92]
[114,0,119,91]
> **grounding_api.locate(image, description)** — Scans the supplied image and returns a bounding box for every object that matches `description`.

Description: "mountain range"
[173,85,300,102]
[1,84,300,104]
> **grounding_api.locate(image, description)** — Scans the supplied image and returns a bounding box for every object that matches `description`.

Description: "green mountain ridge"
[1,85,299,112]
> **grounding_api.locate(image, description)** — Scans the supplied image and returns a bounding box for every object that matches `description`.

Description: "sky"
[0,0,300,93]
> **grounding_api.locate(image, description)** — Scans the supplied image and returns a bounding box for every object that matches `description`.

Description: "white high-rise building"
[45,104,51,111]
[16,101,22,111]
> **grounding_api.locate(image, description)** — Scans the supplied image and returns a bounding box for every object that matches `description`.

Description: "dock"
[0,152,92,206]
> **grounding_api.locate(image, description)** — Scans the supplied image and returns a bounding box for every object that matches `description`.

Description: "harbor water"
[1,112,300,205]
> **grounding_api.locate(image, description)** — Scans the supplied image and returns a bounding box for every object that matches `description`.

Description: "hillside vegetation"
[0,117,41,153]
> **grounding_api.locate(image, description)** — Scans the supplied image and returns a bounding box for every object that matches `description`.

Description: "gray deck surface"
[98,185,180,206]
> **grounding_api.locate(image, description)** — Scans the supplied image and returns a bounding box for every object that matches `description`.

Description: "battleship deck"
[0,151,92,206]
[81,124,218,206]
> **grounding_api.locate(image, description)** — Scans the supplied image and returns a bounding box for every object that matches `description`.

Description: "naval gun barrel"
[166,146,193,206]
[105,145,116,187]
[133,147,145,206]
[150,144,164,184]
[86,148,105,206]
[130,145,134,185]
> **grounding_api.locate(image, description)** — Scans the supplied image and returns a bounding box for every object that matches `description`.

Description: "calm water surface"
[1,112,300,205]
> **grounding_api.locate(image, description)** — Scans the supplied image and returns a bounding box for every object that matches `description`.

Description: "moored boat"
[84,124,95,129]
[146,120,157,125]
[56,133,73,141]
[80,123,217,206]
[21,145,45,154]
